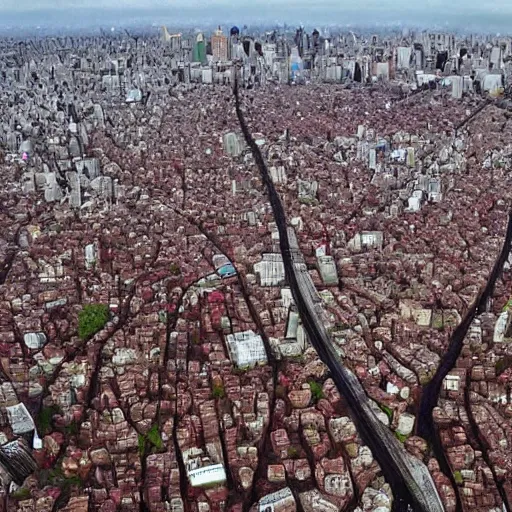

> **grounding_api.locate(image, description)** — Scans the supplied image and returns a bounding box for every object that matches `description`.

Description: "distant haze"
[0,0,511,14]
[1,0,511,12]
[1,0,512,33]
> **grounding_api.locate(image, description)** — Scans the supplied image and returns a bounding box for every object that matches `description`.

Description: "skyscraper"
[161,25,171,42]
[193,33,207,64]
[161,26,181,51]
[211,27,228,62]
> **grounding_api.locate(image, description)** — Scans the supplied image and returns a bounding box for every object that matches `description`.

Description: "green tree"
[496,355,512,376]
[37,405,60,436]
[453,471,463,485]
[502,298,512,312]
[48,464,83,489]
[63,420,80,436]
[169,263,181,276]
[287,446,300,459]
[138,433,146,456]
[212,382,226,399]
[146,424,163,450]
[380,404,393,422]
[395,431,408,443]
[309,380,324,401]
[78,304,109,340]
[11,488,31,501]
[138,424,164,456]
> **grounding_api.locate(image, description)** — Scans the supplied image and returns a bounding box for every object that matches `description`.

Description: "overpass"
[232,75,445,512]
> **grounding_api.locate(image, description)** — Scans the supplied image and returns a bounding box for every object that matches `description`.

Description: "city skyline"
[1,7,512,512]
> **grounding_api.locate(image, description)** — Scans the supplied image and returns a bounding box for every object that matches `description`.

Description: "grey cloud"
[2,0,512,11]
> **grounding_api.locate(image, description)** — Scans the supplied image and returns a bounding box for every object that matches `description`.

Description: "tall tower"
[229,26,240,60]
[161,26,181,51]
[193,33,207,64]
[212,26,228,61]
[161,26,171,42]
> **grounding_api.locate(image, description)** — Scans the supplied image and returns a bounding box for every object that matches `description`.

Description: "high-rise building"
[161,26,181,51]
[211,27,228,62]
[193,33,207,64]
[161,26,171,42]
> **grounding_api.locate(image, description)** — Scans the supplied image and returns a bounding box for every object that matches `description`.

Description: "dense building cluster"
[0,25,512,512]
[159,25,512,92]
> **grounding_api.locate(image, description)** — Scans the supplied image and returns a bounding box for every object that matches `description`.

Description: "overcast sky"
[0,0,510,12]
[1,0,512,32]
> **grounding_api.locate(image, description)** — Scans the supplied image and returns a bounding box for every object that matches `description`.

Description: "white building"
[226,330,267,368]
[254,254,285,286]
[188,464,226,487]
[270,166,287,184]
[407,195,421,212]
[223,132,242,157]
[428,178,442,202]
[202,69,213,84]
[6,403,35,435]
[85,243,98,269]
[397,46,412,69]
[259,487,295,512]
[280,288,294,310]
[317,256,339,285]
[297,179,318,199]
[276,309,307,358]
[23,332,47,350]
[443,374,460,392]
[347,231,383,252]
[494,311,509,343]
